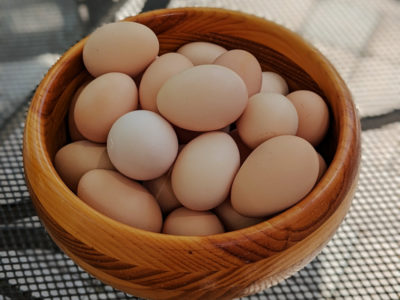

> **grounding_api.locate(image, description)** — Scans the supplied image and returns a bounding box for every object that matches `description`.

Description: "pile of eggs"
[55,21,329,236]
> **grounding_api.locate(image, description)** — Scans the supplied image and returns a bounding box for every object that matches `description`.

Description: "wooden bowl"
[23,7,361,300]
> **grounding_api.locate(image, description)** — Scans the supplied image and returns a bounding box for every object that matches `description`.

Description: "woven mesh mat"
[1,0,399,299]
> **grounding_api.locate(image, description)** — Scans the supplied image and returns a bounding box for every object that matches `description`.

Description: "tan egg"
[286,90,330,146]
[74,72,138,143]
[177,42,227,65]
[214,199,264,231]
[214,49,262,97]
[139,53,193,112]
[157,65,248,131]
[229,129,252,165]
[163,207,224,236]
[83,22,159,77]
[54,140,115,192]
[237,93,298,149]
[317,153,327,181]
[143,168,182,215]
[68,82,89,141]
[171,132,240,211]
[132,56,158,89]
[231,135,319,217]
[107,110,178,181]
[261,72,289,95]
[77,169,162,232]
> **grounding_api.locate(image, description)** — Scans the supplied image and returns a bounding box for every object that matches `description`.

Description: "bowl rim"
[23,7,361,252]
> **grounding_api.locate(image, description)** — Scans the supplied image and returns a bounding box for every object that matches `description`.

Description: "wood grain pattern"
[23,7,361,299]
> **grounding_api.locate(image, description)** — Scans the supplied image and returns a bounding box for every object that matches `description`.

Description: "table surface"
[0,1,399,299]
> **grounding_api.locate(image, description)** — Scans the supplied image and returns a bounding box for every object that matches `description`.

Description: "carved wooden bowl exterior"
[23,7,361,300]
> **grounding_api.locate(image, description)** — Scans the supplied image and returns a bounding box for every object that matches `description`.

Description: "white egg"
[107,110,178,180]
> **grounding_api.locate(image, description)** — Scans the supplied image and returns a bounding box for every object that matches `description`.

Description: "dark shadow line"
[0,278,42,300]
[361,109,400,131]
[0,227,59,251]
[0,197,36,224]
[141,0,170,13]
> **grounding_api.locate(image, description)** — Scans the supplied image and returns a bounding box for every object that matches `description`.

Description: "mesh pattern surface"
[1,0,400,299]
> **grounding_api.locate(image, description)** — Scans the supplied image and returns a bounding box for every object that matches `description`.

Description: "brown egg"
[237,93,298,149]
[83,22,159,77]
[157,65,248,131]
[54,140,115,192]
[143,169,182,215]
[214,49,262,97]
[77,169,162,232]
[163,207,224,236]
[261,71,289,95]
[68,82,89,141]
[177,42,227,65]
[231,135,319,217]
[286,90,330,146]
[317,153,327,181]
[229,129,252,165]
[214,200,264,231]
[171,132,240,211]
[74,72,138,143]
[139,53,193,112]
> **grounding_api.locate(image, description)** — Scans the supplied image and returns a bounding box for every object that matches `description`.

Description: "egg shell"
[317,153,327,181]
[107,110,178,181]
[139,53,193,112]
[229,129,252,165]
[163,207,224,236]
[177,41,227,65]
[260,71,289,95]
[77,169,162,232]
[231,135,319,217]
[286,90,330,146]
[171,131,240,211]
[214,199,264,231]
[83,22,159,77]
[74,72,138,143]
[54,140,114,192]
[68,82,90,141]
[214,49,262,97]
[143,168,182,215]
[237,92,298,149]
[157,64,248,131]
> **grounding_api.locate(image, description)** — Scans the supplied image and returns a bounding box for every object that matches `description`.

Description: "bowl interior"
[47,17,336,168]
